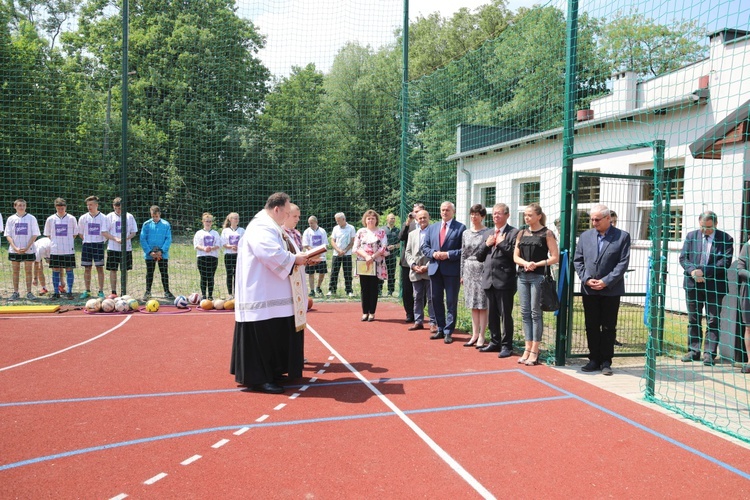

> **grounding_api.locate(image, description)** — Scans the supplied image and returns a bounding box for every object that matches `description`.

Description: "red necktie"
[439,221,447,247]
[495,228,501,247]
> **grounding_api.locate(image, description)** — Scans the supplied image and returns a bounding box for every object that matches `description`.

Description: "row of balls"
[174,294,235,310]
[86,296,139,313]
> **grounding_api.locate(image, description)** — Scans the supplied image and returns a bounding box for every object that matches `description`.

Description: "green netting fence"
[1,0,749,442]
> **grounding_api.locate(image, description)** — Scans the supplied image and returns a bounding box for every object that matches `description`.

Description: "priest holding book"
[230,192,314,394]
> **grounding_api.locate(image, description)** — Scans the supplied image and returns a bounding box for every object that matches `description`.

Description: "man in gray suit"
[573,204,631,375]
[404,210,435,332]
[476,203,518,357]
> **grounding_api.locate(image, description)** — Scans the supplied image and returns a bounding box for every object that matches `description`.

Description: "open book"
[302,245,327,258]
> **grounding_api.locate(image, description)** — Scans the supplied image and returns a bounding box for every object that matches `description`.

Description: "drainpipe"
[459,157,471,221]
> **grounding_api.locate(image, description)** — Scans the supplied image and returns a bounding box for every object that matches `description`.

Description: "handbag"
[540,265,560,312]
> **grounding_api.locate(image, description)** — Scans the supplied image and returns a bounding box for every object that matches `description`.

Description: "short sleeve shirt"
[44,213,78,255]
[6,213,41,254]
[78,212,111,244]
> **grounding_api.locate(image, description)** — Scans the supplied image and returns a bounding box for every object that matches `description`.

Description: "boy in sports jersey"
[302,216,328,296]
[6,199,41,300]
[77,196,113,299]
[33,236,52,296]
[44,198,79,299]
[106,197,138,297]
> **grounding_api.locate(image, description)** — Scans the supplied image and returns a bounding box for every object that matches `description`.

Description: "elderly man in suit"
[476,203,519,358]
[399,203,425,323]
[573,204,631,375]
[404,210,436,332]
[421,201,466,344]
[678,211,733,366]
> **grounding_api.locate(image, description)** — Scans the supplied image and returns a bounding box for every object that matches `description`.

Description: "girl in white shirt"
[193,212,222,299]
[221,212,244,297]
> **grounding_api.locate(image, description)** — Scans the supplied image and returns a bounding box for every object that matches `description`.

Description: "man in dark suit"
[573,204,631,376]
[421,201,466,344]
[476,203,519,358]
[399,203,425,324]
[678,211,733,366]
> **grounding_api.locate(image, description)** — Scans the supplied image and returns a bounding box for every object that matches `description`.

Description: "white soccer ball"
[213,298,225,310]
[188,292,202,305]
[85,299,100,312]
[115,299,130,313]
[101,298,116,313]
[174,295,189,309]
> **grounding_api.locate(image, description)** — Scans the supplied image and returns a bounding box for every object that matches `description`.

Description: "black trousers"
[224,253,238,295]
[145,259,170,293]
[581,294,621,366]
[379,256,397,294]
[401,265,414,321]
[685,286,723,356]
[329,255,353,293]
[198,256,219,298]
[360,275,381,314]
[486,287,515,349]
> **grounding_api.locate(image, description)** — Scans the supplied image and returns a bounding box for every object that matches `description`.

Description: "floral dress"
[353,228,389,281]
[461,227,492,309]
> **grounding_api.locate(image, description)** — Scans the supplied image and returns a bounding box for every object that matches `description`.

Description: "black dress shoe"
[405,317,415,323]
[580,360,601,372]
[251,382,284,394]
[681,352,700,362]
[479,344,500,353]
[498,347,513,358]
[430,331,445,340]
[444,334,453,344]
[702,353,715,366]
[408,323,424,331]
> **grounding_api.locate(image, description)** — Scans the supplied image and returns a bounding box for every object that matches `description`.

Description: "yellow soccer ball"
[145,299,160,313]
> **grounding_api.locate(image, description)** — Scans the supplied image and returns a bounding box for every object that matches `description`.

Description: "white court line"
[289,393,300,399]
[328,356,334,361]
[316,369,325,374]
[323,362,330,368]
[299,385,310,392]
[273,403,286,410]
[144,472,167,485]
[181,455,201,465]
[309,377,318,383]
[256,415,269,422]
[0,315,133,372]
[110,494,128,500]
[234,427,250,436]
[212,439,229,449]
[307,324,495,500]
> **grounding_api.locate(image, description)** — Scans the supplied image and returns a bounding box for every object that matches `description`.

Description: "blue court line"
[519,370,750,481]
[0,369,518,408]
[0,394,571,472]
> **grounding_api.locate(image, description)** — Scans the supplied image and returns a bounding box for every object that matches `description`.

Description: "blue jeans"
[518,272,545,342]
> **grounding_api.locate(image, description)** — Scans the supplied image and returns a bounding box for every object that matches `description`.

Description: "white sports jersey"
[34,237,52,262]
[106,211,138,251]
[221,226,245,255]
[6,213,41,254]
[44,213,78,255]
[302,226,328,261]
[194,229,222,258]
[78,212,111,244]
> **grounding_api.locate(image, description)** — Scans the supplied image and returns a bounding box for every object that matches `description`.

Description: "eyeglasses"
[590,216,608,222]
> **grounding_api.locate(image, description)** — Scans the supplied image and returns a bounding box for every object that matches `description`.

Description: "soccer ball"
[223,299,235,310]
[128,299,139,311]
[213,298,225,310]
[308,297,313,311]
[146,299,160,312]
[174,295,189,309]
[101,298,116,313]
[115,299,130,313]
[121,295,132,301]
[85,298,101,312]
[188,292,202,305]
[200,299,214,310]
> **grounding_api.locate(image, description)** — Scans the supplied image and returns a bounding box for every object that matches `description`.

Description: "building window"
[575,172,601,236]
[480,185,496,227]
[637,165,684,241]
[517,180,540,226]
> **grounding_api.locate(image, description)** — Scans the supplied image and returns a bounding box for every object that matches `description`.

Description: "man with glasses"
[678,211,733,366]
[573,204,631,375]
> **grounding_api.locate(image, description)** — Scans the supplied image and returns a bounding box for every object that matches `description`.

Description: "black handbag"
[540,265,560,312]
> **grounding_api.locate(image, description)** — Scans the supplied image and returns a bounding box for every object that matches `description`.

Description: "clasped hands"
[691,269,706,283]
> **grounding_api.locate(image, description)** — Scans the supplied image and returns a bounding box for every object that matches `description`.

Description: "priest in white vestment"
[230,193,310,394]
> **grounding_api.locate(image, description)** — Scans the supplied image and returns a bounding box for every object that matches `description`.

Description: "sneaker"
[9,292,20,301]
[681,352,700,362]
[143,292,152,301]
[108,293,118,300]
[347,292,355,297]
[51,293,60,300]
[40,287,48,296]
[66,293,74,300]
[601,365,613,376]
[308,291,315,297]
[58,284,66,293]
[164,291,175,300]
[26,292,37,300]
[80,290,91,299]
[97,291,105,299]
[326,291,334,296]
[315,288,323,296]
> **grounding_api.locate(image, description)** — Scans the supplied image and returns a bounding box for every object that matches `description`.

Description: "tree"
[600,12,706,79]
